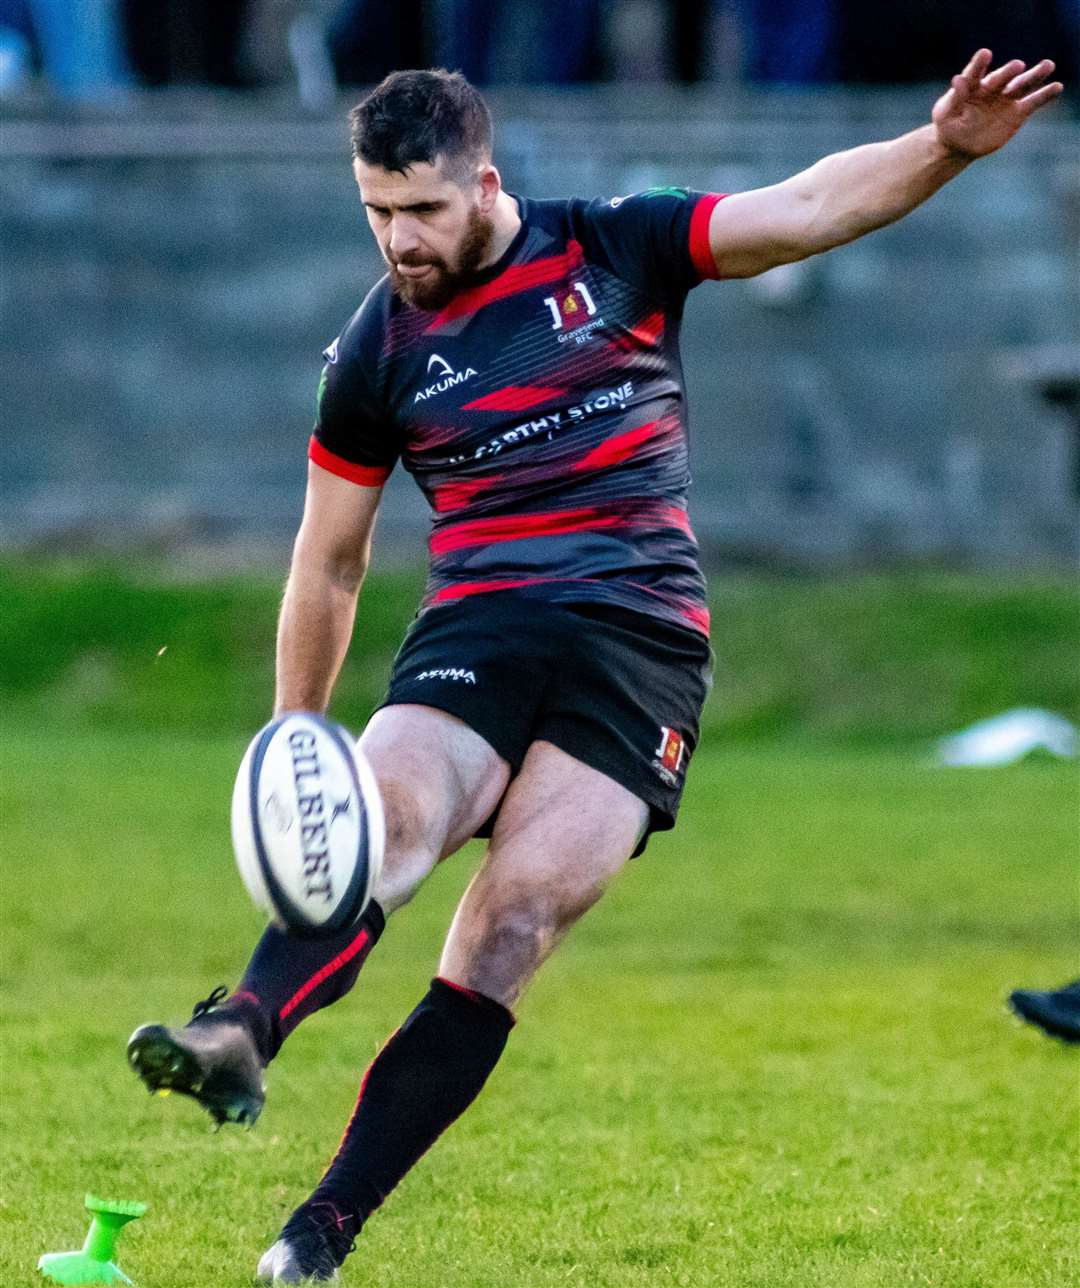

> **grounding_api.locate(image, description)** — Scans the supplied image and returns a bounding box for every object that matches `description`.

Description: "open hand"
[933,49,1064,159]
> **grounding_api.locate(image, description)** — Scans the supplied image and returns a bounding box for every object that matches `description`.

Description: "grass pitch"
[2,726,1076,1287]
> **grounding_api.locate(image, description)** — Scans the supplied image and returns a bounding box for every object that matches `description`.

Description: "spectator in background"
[738,0,837,83]
[326,0,424,87]
[836,0,1078,86]
[0,0,37,96]
[122,0,253,88]
[666,0,716,84]
[16,0,130,99]
[327,0,604,88]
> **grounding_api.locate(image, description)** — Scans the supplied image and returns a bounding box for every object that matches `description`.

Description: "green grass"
[2,559,1077,741]
[2,727,1076,1287]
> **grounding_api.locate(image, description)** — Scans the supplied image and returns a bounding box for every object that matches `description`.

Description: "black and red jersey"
[311,187,726,636]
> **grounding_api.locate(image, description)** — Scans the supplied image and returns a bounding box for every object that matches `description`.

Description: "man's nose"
[388,216,421,259]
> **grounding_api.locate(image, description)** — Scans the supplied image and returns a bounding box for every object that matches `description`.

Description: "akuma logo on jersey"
[415,353,478,403]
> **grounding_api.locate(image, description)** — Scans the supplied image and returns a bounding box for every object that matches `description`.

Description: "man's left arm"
[708,50,1064,280]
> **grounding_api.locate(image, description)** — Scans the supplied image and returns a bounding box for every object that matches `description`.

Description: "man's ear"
[477,164,501,212]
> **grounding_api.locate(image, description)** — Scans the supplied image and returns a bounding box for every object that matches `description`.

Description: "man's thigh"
[536,603,711,856]
[359,704,510,909]
[437,739,649,1005]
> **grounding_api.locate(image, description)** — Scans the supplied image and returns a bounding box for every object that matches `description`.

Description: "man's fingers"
[1018,82,1065,114]
[1004,60,1056,98]
[959,48,988,78]
[982,59,1025,93]
[960,48,992,87]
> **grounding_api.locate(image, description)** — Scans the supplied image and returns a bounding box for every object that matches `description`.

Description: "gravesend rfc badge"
[652,726,686,786]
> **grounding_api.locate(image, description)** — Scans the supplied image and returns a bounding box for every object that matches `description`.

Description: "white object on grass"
[936,708,1078,767]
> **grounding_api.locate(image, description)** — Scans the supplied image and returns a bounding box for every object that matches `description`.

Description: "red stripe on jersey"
[433,474,505,513]
[463,385,569,413]
[689,193,728,281]
[426,240,586,331]
[663,504,692,533]
[430,506,624,555]
[431,502,691,555]
[681,603,711,634]
[610,310,666,353]
[432,577,553,603]
[573,420,662,472]
[431,573,707,635]
[309,435,391,487]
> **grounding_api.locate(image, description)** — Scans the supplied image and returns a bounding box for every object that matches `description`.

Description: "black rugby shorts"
[378,591,712,855]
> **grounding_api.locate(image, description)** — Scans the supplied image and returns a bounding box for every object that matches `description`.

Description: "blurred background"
[1,0,1077,740]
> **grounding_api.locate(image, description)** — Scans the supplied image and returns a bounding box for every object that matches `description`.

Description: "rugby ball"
[230,713,384,937]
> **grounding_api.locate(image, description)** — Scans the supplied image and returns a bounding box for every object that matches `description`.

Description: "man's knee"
[463,878,604,974]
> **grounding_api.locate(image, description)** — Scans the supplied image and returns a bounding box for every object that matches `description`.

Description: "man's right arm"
[274,460,383,717]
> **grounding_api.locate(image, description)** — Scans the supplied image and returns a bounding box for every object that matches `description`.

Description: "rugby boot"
[1009,979,1080,1044]
[126,986,266,1126]
[256,1201,359,1283]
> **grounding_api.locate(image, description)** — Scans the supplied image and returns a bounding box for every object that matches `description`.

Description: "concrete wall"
[2,88,1077,566]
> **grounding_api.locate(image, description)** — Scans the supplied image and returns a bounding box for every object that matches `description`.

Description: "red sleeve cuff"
[308,435,391,487]
[689,192,728,281]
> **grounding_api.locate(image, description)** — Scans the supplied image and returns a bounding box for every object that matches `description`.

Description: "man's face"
[354,157,496,311]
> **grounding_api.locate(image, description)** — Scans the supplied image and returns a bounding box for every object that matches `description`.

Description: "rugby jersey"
[311,187,726,636]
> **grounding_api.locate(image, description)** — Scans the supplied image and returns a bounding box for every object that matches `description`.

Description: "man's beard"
[388,206,495,311]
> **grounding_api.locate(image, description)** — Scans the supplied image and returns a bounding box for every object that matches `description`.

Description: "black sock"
[307,977,514,1227]
[196,901,385,1064]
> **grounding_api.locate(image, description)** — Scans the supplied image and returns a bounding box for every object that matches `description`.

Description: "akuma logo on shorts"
[415,354,478,403]
[416,667,477,685]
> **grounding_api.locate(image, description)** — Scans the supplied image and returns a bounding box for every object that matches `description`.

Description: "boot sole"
[127,1024,264,1126]
[1009,995,1080,1044]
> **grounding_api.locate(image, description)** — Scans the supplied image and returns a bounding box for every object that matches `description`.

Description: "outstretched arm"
[707,50,1064,280]
[275,461,382,716]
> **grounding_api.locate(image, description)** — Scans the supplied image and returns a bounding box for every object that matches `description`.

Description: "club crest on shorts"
[652,726,686,786]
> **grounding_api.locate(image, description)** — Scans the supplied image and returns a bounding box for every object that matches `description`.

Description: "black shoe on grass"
[127,986,266,1126]
[1009,979,1080,1044]
[256,1201,359,1283]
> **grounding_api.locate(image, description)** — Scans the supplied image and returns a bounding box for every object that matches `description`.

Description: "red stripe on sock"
[436,976,517,1025]
[319,1025,402,1180]
[436,977,487,1006]
[279,928,371,1022]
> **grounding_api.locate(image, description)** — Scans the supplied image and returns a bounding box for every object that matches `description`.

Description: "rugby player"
[128,54,1062,1282]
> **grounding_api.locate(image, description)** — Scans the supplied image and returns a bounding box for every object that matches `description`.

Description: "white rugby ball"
[230,712,384,937]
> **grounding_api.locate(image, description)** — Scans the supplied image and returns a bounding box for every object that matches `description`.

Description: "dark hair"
[349,69,493,182]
